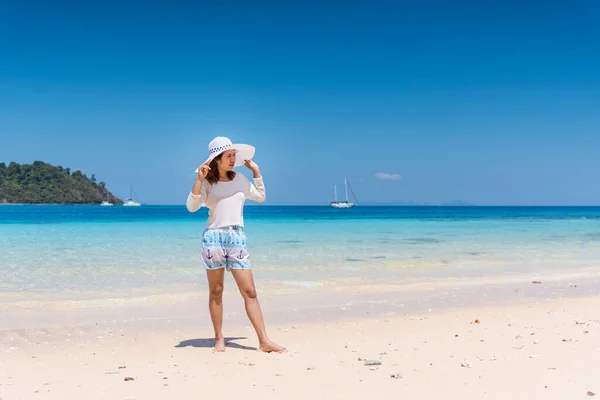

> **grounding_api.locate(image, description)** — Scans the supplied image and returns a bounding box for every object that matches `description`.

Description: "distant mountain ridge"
[0,161,121,204]
[358,200,476,206]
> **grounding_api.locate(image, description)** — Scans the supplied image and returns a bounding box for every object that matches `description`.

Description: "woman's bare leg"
[206,268,226,352]
[230,269,286,353]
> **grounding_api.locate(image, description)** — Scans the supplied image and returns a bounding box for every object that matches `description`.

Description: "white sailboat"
[100,188,113,206]
[123,184,141,207]
[330,177,357,208]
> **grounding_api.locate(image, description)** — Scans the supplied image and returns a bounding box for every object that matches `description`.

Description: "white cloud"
[375,172,402,181]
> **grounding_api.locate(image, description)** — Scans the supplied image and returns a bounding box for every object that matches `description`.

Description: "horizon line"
[3,203,599,207]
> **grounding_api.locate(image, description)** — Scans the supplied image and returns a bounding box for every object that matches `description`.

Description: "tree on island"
[0,161,122,204]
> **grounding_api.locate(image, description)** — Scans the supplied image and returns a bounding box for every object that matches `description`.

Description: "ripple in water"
[583,233,600,241]
[405,238,444,244]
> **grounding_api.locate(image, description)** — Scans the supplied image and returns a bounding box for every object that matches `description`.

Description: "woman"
[186,136,286,353]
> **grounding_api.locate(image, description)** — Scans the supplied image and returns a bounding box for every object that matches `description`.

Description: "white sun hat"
[194,136,255,172]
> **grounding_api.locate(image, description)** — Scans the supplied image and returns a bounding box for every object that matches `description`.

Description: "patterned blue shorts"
[201,225,251,270]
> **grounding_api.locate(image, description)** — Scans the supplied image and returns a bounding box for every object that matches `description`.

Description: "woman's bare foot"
[259,339,287,353]
[213,337,226,352]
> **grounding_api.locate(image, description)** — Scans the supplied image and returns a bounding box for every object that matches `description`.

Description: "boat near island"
[122,184,141,207]
[100,189,113,206]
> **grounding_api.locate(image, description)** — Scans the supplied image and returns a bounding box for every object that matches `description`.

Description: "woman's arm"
[244,160,266,202]
[186,178,207,212]
[247,176,266,202]
[187,163,210,212]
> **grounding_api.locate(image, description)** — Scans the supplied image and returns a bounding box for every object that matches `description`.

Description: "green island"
[0,161,122,204]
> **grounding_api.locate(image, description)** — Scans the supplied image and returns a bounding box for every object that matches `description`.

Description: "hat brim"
[194,144,255,173]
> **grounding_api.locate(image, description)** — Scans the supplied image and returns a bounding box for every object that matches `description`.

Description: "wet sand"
[1,271,599,399]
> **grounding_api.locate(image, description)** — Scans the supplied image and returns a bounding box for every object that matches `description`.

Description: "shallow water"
[1,205,599,302]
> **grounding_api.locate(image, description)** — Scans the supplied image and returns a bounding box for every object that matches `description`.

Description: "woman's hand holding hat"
[197,161,211,181]
[244,160,261,178]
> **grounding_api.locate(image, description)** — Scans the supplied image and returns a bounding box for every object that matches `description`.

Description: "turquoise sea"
[1,205,600,303]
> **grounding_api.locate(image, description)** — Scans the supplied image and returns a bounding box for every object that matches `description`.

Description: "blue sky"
[1,1,599,205]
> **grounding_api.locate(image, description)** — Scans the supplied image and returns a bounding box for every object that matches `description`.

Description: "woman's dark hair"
[205,152,236,184]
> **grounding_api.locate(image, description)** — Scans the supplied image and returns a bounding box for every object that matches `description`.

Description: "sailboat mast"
[334,184,338,202]
[344,177,349,202]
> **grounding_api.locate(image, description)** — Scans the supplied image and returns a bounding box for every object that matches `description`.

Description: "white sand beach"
[1,271,599,400]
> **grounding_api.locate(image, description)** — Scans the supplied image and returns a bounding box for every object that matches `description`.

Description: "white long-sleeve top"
[186,173,266,228]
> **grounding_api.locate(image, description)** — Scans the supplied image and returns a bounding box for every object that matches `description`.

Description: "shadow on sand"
[175,336,257,351]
